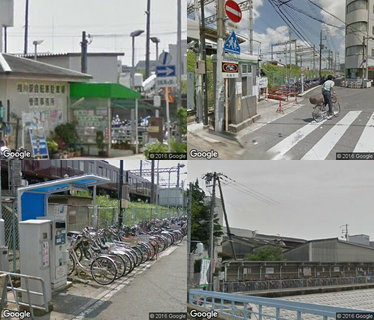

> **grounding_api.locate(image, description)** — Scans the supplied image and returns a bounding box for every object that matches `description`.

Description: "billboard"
[0,0,14,27]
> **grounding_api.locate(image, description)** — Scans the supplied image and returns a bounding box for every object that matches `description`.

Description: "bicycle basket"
[309,95,323,105]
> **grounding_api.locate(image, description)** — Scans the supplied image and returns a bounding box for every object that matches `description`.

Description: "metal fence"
[189,289,370,320]
[222,276,374,293]
[1,199,18,273]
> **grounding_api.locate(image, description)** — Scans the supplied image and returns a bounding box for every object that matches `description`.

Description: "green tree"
[245,246,284,261]
[189,180,223,253]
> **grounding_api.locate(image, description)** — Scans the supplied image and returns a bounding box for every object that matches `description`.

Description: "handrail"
[0,271,49,320]
[189,289,370,319]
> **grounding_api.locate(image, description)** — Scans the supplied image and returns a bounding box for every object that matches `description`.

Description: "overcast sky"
[188,0,344,68]
[7,0,187,65]
[107,160,188,188]
[188,161,374,241]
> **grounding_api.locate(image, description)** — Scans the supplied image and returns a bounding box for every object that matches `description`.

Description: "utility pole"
[145,0,151,80]
[177,0,182,108]
[150,160,155,204]
[177,163,180,188]
[249,0,254,55]
[289,29,292,84]
[214,0,225,132]
[362,37,366,88]
[118,160,124,226]
[217,176,236,260]
[187,182,193,289]
[195,0,203,123]
[340,224,349,241]
[313,45,316,71]
[81,31,88,73]
[24,0,29,54]
[208,172,216,291]
[271,44,274,60]
[4,27,7,53]
[201,0,209,126]
[319,29,325,79]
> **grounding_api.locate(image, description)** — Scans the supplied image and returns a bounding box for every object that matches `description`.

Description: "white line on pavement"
[268,119,327,159]
[302,111,362,160]
[354,112,374,152]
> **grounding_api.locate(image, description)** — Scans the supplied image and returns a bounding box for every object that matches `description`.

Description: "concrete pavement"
[34,241,186,320]
[189,86,374,160]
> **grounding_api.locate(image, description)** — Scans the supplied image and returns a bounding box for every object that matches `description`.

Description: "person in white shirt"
[322,75,335,118]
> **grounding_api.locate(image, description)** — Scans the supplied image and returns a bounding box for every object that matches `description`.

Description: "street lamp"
[33,40,44,61]
[150,37,160,61]
[130,30,144,89]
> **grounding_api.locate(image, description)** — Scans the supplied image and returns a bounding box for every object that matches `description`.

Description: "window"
[347,0,367,14]
[29,84,34,93]
[61,85,66,94]
[242,64,252,75]
[346,45,364,56]
[51,85,55,94]
[34,98,39,106]
[45,85,49,93]
[40,98,44,106]
[17,84,23,93]
[51,98,55,106]
[80,161,85,171]
[88,162,94,173]
[67,160,73,168]
[98,166,103,176]
[34,85,39,93]
[56,85,60,94]
[46,98,50,106]
[29,98,33,107]
[113,171,118,183]
[23,84,28,93]
[242,77,248,96]
[347,22,367,34]
[40,85,45,93]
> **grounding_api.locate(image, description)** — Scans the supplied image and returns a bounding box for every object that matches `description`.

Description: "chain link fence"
[2,199,19,272]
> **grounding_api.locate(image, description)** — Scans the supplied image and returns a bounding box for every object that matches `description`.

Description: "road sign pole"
[165,87,171,152]
[136,98,139,154]
[215,0,225,133]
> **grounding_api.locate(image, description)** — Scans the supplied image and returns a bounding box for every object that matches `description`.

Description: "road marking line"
[267,120,327,159]
[302,111,362,160]
[354,112,374,152]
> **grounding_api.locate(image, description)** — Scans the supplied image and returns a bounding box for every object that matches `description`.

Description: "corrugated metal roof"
[0,54,92,79]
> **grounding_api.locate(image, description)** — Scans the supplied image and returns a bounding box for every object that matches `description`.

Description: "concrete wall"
[0,77,68,147]
[69,56,119,83]
[284,239,374,263]
[159,187,184,207]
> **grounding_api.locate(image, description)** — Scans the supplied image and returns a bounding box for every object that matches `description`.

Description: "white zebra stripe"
[268,120,327,159]
[302,111,362,160]
[354,112,374,152]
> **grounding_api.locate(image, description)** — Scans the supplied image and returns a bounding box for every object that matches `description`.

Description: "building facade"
[345,0,374,80]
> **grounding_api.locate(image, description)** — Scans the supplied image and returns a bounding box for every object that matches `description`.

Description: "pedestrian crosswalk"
[267,111,374,160]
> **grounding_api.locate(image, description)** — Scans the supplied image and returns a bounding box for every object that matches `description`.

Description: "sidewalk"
[187,97,306,159]
[33,242,186,320]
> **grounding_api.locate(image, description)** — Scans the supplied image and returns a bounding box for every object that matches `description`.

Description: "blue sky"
[188,0,345,68]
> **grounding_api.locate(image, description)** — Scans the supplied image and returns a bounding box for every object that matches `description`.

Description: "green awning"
[70,82,141,99]
[111,99,154,111]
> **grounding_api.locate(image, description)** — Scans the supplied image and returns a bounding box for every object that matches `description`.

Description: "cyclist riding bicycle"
[322,74,335,119]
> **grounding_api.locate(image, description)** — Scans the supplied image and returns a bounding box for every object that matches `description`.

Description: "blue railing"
[189,289,370,320]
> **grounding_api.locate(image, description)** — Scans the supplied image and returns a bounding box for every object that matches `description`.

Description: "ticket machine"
[38,216,68,291]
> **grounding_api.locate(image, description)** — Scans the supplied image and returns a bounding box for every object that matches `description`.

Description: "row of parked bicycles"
[67,217,187,285]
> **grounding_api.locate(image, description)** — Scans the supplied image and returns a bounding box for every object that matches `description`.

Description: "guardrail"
[189,289,370,320]
[0,271,49,320]
[222,276,374,293]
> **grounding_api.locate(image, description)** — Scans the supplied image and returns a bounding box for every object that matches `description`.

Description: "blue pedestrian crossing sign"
[224,31,240,55]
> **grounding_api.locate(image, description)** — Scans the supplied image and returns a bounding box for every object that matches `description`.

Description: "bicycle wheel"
[90,256,117,285]
[333,102,341,117]
[312,105,324,122]
[68,253,76,276]
[109,254,127,279]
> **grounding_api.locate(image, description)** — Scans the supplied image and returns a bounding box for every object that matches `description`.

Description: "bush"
[47,139,58,154]
[54,123,79,147]
[143,141,169,159]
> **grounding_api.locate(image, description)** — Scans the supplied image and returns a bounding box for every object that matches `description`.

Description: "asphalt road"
[81,240,187,319]
[240,86,374,160]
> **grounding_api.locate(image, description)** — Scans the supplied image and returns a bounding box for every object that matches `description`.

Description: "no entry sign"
[225,0,242,23]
